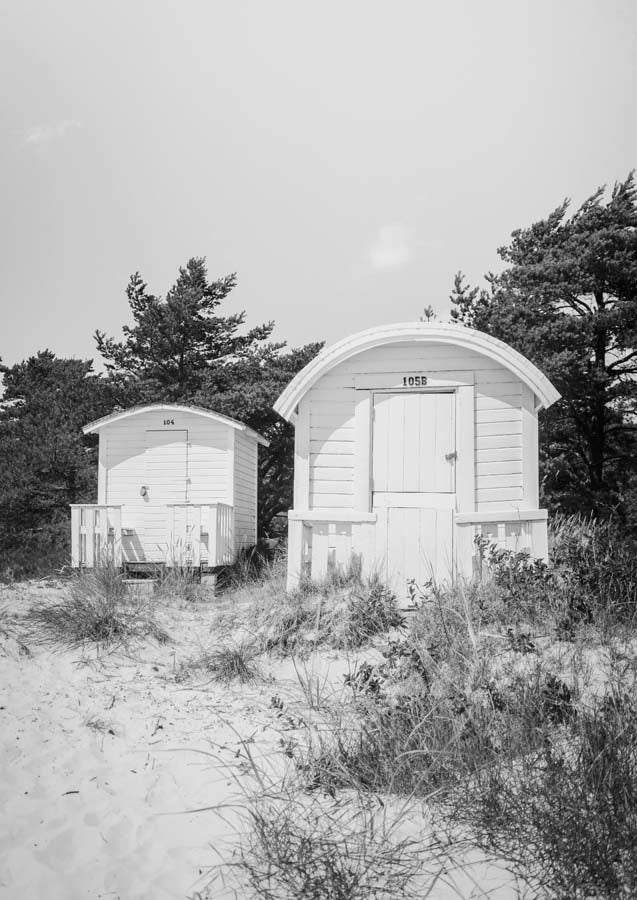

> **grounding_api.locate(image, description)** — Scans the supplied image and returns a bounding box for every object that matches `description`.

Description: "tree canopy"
[95,258,275,400]
[0,352,115,576]
[451,173,637,517]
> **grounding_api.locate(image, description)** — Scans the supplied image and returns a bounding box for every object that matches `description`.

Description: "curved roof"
[83,403,269,446]
[274,322,560,421]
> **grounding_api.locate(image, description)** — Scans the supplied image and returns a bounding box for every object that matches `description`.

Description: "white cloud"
[368,223,412,271]
[24,119,81,149]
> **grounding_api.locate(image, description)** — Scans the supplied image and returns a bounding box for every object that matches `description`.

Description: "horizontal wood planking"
[309,492,355,508]
[311,479,357,494]
[310,439,355,455]
[476,420,522,437]
[476,434,523,450]
[477,473,524,489]
[476,407,522,423]
[476,486,524,502]
[310,452,356,468]
[312,466,355,482]
[476,459,523,476]
[310,425,356,441]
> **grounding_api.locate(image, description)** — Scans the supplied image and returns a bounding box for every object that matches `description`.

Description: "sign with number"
[163,418,175,425]
[402,375,427,387]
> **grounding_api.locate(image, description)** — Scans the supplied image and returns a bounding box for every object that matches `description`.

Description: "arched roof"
[274,322,560,421]
[83,403,269,446]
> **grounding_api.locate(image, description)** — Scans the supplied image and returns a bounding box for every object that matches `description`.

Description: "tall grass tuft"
[179,641,262,684]
[240,792,435,900]
[26,564,169,649]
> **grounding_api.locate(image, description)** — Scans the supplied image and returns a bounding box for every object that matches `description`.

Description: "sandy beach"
[0,579,522,900]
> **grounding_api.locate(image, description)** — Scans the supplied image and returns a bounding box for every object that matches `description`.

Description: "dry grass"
[26,564,170,649]
[178,640,262,684]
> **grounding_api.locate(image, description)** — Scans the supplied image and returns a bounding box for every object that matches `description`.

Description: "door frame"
[353,373,476,573]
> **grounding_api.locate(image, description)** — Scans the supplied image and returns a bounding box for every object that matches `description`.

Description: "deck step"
[123,578,158,597]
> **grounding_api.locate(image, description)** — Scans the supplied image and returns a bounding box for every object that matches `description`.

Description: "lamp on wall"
[140,485,148,498]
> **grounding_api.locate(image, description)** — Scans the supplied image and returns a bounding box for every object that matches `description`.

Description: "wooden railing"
[70,503,234,568]
[454,509,548,578]
[70,505,123,568]
[286,508,550,589]
[287,511,377,588]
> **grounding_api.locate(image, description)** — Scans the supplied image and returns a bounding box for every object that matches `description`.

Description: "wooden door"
[372,392,455,597]
[143,430,188,561]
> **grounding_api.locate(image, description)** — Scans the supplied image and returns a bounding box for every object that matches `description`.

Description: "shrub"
[26,564,169,649]
[453,673,637,899]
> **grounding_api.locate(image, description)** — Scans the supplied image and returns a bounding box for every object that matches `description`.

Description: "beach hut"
[274,322,560,599]
[70,403,268,571]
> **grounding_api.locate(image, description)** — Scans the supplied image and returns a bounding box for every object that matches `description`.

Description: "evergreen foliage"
[0,352,115,576]
[450,173,637,518]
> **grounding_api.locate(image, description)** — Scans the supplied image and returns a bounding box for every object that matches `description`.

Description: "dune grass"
[243,516,637,899]
[26,564,169,649]
[178,640,262,684]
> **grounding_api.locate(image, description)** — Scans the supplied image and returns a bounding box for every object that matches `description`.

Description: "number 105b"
[403,375,427,387]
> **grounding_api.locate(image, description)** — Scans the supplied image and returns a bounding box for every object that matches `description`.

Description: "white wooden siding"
[234,430,258,548]
[105,412,231,515]
[306,342,526,513]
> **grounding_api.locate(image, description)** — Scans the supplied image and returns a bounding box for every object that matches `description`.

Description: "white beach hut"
[70,403,268,571]
[274,322,561,598]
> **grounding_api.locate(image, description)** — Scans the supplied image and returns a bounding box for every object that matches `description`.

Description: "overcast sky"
[1,0,636,371]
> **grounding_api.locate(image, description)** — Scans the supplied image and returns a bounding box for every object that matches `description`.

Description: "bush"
[26,564,169,649]
[453,672,637,899]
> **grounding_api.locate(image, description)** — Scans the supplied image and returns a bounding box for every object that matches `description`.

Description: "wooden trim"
[355,371,474,390]
[70,503,124,508]
[455,384,475,514]
[455,509,548,524]
[293,399,311,510]
[288,509,377,523]
[98,436,107,504]
[83,402,269,446]
[287,519,304,590]
[274,322,561,420]
[354,392,372,511]
[521,384,539,507]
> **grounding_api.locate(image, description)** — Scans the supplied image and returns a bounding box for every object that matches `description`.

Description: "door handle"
[445,451,457,461]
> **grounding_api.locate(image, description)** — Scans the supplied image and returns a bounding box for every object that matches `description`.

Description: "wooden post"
[531,519,549,563]
[71,506,81,567]
[287,517,304,591]
[190,505,201,567]
[111,507,123,566]
[209,503,219,566]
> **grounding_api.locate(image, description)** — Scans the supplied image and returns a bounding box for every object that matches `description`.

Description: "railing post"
[531,519,549,563]
[71,507,81,567]
[209,503,219,566]
[97,507,108,564]
[111,507,122,566]
[454,520,474,580]
[190,505,201,567]
[84,508,95,568]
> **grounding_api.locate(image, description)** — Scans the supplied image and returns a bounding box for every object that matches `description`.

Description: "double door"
[372,392,455,596]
